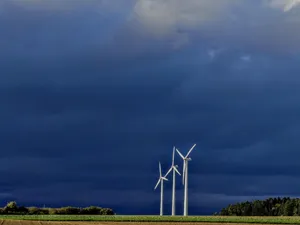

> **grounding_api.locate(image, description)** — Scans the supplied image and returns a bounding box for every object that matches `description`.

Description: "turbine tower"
[176,144,196,216]
[165,147,181,216]
[154,162,168,216]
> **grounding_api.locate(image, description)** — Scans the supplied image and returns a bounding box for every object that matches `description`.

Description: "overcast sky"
[1,0,300,215]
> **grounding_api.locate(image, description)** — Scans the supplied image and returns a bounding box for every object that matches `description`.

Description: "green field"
[1,215,300,224]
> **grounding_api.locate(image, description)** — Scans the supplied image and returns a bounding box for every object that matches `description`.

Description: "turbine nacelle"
[176,144,196,186]
[165,147,182,178]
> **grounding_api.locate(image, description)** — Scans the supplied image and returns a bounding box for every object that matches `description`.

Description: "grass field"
[0,215,300,224]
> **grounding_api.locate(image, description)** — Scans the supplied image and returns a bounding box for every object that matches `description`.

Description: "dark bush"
[17,206,29,215]
[56,207,80,215]
[3,201,18,214]
[100,208,114,215]
[27,207,49,215]
[48,208,58,215]
[40,208,50,215]
[80,206,102,215]
[28,207,39,215]
[0,201,115,215]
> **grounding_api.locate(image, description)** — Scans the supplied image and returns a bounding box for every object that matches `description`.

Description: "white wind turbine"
[176,144,196,216]
[154,161,168,216]
[165,147,181,216]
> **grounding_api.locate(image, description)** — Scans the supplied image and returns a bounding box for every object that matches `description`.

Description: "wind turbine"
[176,144,196,216]
[165,147,181,216]
[154,162,168,216]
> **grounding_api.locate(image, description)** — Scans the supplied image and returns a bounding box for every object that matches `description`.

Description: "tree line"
[217,197,300,216]
[0,201,115,215]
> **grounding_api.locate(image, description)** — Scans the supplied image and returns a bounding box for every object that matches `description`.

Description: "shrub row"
[0,201,114,215]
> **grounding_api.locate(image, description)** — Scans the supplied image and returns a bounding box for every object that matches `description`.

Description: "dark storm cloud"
[1,0,300,215]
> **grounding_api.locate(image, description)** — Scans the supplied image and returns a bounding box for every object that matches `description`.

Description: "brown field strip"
[0,221,283,225]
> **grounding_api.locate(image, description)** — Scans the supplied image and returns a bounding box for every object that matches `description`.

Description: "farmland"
[0,222,291,225]
[1,216,300,224]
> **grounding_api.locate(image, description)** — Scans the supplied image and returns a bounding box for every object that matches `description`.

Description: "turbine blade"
[174,166,181,176]
[159,162,162,177]
[186,144,196,158]
[162,177,168,181]
[182,161,186,185]
[172,146,175,166]
[165,167,172,178]
[154,179,161,190]
[176,148,185,160]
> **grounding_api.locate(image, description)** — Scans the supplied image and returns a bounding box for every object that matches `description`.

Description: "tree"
[284,200,294,216]
[3,201,18,214]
